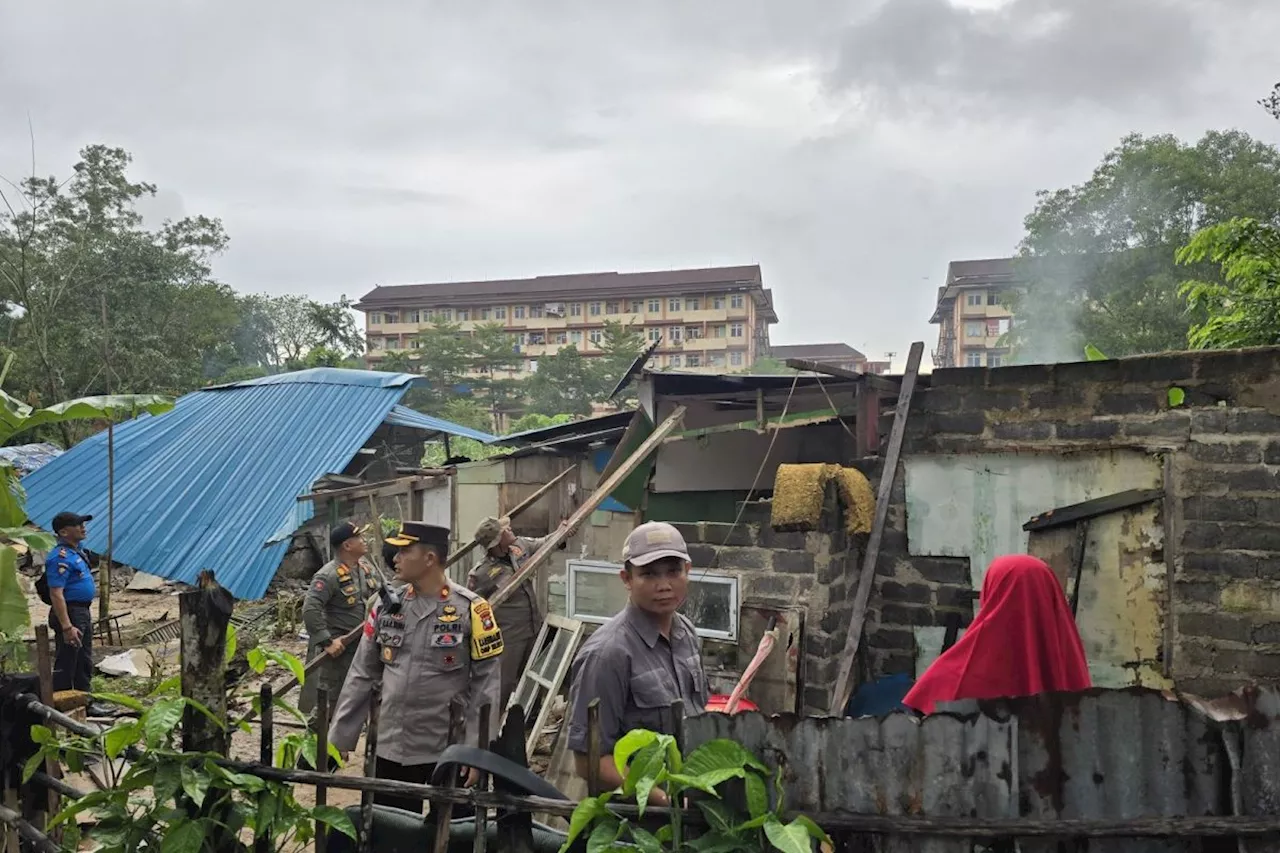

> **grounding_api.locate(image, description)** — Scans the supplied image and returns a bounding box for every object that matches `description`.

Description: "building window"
[570,330,583,345]
[685,297,701,311]
[988,352,1004,368]
[589,329,603,344]
[606,302,620,315]
[528,359,538,373]
[647,328,662,342]
[965,351,983,367]
[709,353,725,367]
[478,308,490,321]
[988,292,1001,306]
[370,337,384,351]
[670,354,682,368]
[409,339,421,349]
[668,297,681,312]
[528,332,546,345]
[386,337,400,350]
[569,302,583,317]
[686,326,703,339]
[514,333,527,346]
[407,311,421,323]
[555,331,568,345]
[514,306,526,319]
[966,292,984,307]
[730,351,744,367]
[686,354,702,368]
[440,309,453,322]
[589,302,602,316]
[730,323,744,338]
[965,321,984,338]
[730,294,744,309]
[566,559,740,641]
[648,298,661,313]
[457,308,470,321]
[530,305,544,319]
[630,300,644,313]
[670,326,683,343]
[712,325,726,339]
[381,312,398,324]
[996,317,1011,335]
[424,308,436,320]
[495,306,507,320]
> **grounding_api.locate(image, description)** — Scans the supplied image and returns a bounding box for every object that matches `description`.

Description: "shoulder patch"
[313,579,327,591]
[470,598,504,660]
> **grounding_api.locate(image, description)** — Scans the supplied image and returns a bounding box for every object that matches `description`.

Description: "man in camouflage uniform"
[467,515,568,709]
[330,521,503,814]
[300,521,380,728]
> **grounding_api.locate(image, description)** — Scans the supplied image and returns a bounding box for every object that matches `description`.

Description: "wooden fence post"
[179,574,233,755]
[315,688,330,853]
[432,697,467,853]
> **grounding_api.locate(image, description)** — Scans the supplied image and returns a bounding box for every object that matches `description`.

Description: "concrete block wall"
[874,346,1280,695]
[672,489,862,713]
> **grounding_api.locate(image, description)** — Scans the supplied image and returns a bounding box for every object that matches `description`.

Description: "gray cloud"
[1,0,1278,368]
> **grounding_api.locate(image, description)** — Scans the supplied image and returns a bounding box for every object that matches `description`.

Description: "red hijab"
[903,554,1091,714]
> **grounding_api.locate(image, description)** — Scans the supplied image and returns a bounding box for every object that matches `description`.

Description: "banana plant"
[0,385,174,646]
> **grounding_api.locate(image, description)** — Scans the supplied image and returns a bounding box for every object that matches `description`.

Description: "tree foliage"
[1263,82,1280,121]
[1004,131,1280,363]
[1179,217,1280,349]
[525,345,595,417]
[593,320,649,405]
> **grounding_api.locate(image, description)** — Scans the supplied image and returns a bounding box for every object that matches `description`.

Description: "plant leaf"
[1168,386,1186,407]
[764,817,818,853]
[612,729,658,777]
[225,624,237,661]
[629,826,664,853]
[1084,343,1108,361]
[180,765,210,807]
[745,771,770,819]
[94,692,146,713]
[143,697,185,746]
[159,818,204,853]
[586,819,626,853]
[104,721,141,759]
[790,815,832,844]
[312,805,357,839]
[684,739,768,776]
[622,743,667,813]
[560,794,612,852]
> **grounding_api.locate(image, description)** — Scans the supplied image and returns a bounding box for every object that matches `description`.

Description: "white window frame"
[730,294,744,309]
[565,559,739,641]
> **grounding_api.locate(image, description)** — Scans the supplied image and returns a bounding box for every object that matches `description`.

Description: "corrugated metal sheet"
[21,369,420,600]
[384,404,497,442]
[684,688,1278,851]
[0,442,63,476]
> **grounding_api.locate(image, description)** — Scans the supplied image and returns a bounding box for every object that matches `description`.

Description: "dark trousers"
[374,757,474,819]
[50,603,93,692]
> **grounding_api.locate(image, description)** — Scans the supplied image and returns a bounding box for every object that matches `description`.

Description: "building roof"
[356,265,778,322]
[22,368,487,600]
[0,443,63,477]
[929,257,1024,323]
[488,410,636,448]
[770,343,867,361]
[384,404,497,442]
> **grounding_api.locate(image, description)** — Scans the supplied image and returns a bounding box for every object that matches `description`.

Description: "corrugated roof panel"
[22,374,413,600]
[383,405,497,442]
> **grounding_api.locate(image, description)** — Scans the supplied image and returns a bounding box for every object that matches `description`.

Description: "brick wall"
[673,487,862,713]
[872,346,1280,695]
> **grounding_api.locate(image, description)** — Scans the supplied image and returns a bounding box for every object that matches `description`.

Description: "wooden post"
[178,577,232,754]
[99,293,113,623]
[829,342,924,715]
[315,688,330,853]
[32,628,61,832]
[358,684,381,853]
[470,704,491,853]
[431,697,467,853]
[255,684,274,853]
[492,705,534,853]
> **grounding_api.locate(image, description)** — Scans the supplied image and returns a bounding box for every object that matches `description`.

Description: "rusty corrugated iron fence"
[683,687,1280,852]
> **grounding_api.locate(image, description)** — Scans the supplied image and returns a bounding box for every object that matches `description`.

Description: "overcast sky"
[3,0,1278,369]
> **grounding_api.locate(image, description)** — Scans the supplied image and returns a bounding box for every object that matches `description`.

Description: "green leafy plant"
[24,643,352,852]
[561,730,829,853]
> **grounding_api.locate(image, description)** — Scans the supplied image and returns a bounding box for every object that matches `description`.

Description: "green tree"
[590,320,648,404]
[1004,131,1280,362]
[0,145,240,408]
[505,412,574,434]
[525,345,595,416]
[405,317,472,409]
[1263,83,1279,121]
[741,356,794,375]
[1178,218,1280,348]
[468,322,522,412]
[421,397,503,466]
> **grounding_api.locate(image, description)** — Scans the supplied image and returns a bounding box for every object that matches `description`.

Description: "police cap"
[51,511,92,533]
[385,521,450,552]
[330,520,368,548]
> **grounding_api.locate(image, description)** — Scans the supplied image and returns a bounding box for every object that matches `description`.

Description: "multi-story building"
[768,343,890,375]
[929,257,1022,369]
[356,265,777,374]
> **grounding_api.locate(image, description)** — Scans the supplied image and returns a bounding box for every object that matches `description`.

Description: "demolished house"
[20,368,494,600]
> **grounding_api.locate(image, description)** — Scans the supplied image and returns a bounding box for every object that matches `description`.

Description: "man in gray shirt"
[566,521,709,804]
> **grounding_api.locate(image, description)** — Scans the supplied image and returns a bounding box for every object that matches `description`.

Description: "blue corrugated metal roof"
[384,405,497,442]
[22,369,424,600]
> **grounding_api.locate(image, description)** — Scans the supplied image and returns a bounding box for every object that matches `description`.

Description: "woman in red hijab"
[903,554,1091,714]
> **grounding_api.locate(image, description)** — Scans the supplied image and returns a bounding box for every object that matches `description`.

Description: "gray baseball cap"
[621,521,691,566]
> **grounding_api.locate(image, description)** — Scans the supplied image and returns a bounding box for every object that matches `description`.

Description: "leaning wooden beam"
[783,358,902,394]
[490,407,687,608]
[829,342,924,716]
[444,464,578,569]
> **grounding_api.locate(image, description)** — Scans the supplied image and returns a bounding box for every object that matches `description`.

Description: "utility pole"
[99,294,114,622]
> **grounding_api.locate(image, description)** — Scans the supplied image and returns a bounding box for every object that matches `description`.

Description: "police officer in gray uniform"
[467,515,567,708]
[566,522,709,805]
[330,521,503,815]
[300,521,380,728]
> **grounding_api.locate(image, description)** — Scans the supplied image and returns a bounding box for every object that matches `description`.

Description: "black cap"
[330,521,368,548]
[385,521,450,552]
[51,512,92,533]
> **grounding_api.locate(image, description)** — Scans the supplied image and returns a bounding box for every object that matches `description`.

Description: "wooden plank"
[1023,488,1164,532]
[1162,453,1177,679]
[855,383,879,458]
[784,358,902,394]
[179,574,231,755]
[32,627,62,830]
[315,688,330,853]
[828,342,924,715]
[296,475,439,503]
[489,407,686,608]
[444,465,577,570]
[431,698,466,853]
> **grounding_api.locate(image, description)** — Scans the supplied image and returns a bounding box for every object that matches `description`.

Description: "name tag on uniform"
[379,615,404,628]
